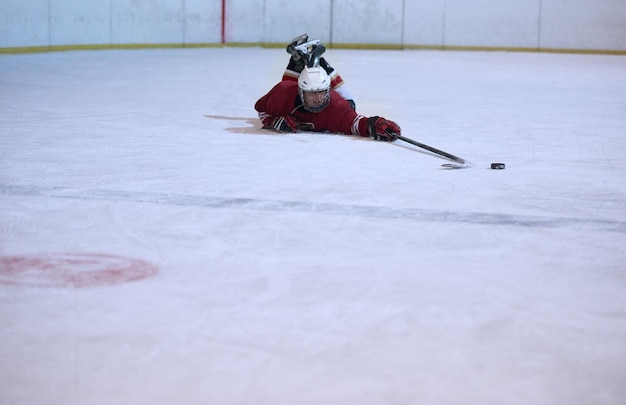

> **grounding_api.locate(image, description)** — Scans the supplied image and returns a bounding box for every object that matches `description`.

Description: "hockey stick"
[395,134,474,168]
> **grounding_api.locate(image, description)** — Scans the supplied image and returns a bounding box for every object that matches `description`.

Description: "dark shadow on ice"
[3,184,626,234]
[203,114,362,139]
[204,114,266,135]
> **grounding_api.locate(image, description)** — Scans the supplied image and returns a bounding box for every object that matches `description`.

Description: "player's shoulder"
[329,91,355,110]
[275,80,299,92]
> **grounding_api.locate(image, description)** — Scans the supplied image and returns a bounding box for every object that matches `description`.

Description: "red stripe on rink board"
[221,0,226,44]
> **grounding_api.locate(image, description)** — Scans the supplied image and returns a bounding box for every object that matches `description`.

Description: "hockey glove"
[367,116,401,141]
[271,115,299,133]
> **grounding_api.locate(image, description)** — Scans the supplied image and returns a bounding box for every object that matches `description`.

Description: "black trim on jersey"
[294,95,307,113]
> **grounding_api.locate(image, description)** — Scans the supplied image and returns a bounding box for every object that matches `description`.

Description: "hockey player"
[283,34,357,110]
[254,64,401,142]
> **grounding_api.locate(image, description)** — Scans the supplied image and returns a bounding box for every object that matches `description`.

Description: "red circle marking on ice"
[0,253,158,288]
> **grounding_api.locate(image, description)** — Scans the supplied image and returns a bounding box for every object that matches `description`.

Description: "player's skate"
[298,41,326,67]
[286,34,326,67]
[286,33,309,61]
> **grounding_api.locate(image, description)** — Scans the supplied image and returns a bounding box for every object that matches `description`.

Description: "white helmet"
[298,66,331,112]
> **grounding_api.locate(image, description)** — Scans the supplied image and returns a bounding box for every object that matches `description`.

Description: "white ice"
[1,47,626,405]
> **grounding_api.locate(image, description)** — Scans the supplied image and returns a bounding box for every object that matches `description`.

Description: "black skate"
[286,33,309,61]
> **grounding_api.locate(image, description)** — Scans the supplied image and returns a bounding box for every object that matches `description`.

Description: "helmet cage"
[299,88,330,113]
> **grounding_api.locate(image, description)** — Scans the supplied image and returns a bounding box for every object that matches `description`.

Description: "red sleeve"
[254,81,300,127]
[255,81,298,116]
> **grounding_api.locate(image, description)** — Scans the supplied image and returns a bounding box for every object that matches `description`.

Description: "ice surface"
[1,47,625,405]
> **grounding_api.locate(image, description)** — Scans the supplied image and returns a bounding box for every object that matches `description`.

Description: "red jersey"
[254,81,369,136]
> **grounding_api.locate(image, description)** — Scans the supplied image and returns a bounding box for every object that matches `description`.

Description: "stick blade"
[441,161,474,169]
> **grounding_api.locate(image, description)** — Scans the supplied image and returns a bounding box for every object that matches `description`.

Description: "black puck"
[490,163,505,170]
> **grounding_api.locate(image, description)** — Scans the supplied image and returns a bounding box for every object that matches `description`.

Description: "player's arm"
[329,96,400,141]
[254,83,300,133]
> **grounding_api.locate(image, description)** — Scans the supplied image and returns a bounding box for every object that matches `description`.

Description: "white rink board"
[2,0,625,51]
[49,0,111,46]
[0,0,49,48]
[540,0,626,50]
[442,0,541,48]
[331,0,404,44]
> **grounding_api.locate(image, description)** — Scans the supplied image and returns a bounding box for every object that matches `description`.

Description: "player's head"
[298,66,331,113]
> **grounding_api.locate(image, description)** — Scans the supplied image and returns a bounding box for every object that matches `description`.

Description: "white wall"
[440,0,543,49]
[331,0,405,45]
[1,0,625,51]
[540,0,626,50]
[0,0,222,48]
[50,0,111,45]
[400,0,626,51]
[1,0,50,47]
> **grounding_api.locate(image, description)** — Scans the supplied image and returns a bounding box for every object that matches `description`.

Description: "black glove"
[272,115,299,133]
[367,116,401,141]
